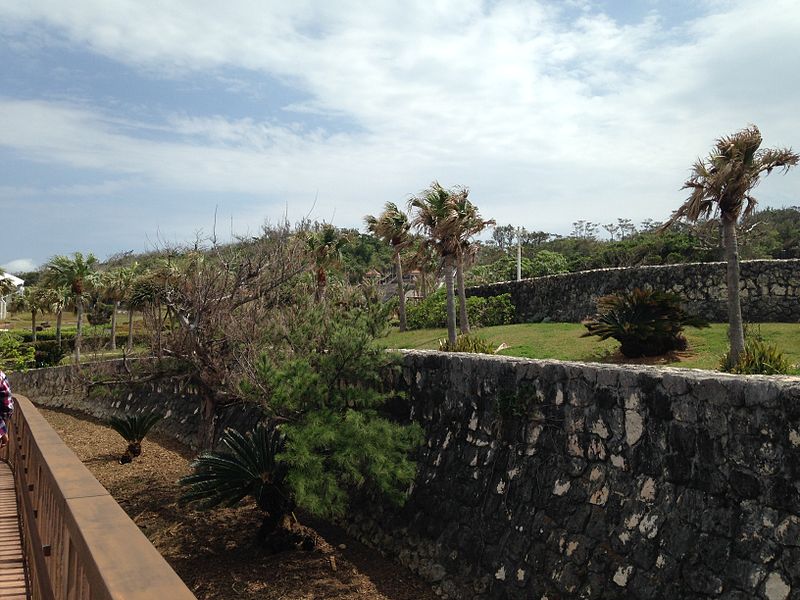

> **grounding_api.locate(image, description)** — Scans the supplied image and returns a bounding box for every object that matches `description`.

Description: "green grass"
[380,323,800,372]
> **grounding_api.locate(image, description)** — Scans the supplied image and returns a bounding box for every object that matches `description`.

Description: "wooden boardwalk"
[0,463,28,599]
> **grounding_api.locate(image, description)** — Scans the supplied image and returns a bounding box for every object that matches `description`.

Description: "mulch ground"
[39,407,437,600]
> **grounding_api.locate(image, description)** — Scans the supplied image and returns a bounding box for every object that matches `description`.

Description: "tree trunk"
[315,267,327,303]
[127,307,134,352]
[56,310,63,349]
[75,298,83,364]
[722,216,746,368]
[444,255,457,346]
[31,311,37,342]
[456,253,470,334]
[198,391,217,450]
[110,300,119,350]
[395,251,407,331]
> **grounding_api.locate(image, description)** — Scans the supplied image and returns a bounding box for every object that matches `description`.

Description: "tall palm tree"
[365,203,412,331]
[103,264,140,351]
[116,263,141,352]
[663,125,798,367]
[409,182,462,345]
[20,287,56,343]
[50,285,71,349]
[452,191,494,334]
[302,225,349,302]
[44,252,98,364]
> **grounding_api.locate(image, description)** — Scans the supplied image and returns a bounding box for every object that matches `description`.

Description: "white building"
[0,272,25,320]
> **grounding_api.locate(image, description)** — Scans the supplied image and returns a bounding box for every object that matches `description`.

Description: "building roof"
[0,273,24,287]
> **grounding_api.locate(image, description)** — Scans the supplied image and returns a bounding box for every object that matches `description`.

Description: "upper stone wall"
[466,259,800,322]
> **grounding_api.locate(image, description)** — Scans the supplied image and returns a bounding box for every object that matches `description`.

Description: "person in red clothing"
[0,370,13,448]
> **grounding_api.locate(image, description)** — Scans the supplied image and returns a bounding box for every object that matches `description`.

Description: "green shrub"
[26,340,68,368]
[0,334,35,371]
[438,334,496,354]
[582,288,709,358]
[477,294,515,326]
[529,250,569,277]
[406,291,515,330]
[720,338,794,374]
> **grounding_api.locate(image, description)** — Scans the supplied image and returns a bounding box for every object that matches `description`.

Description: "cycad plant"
[109,412,162,463]
[582,288,709,358]
[179,426,295,540]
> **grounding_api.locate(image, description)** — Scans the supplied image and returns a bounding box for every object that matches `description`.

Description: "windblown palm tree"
[44,252,98,364]
[103,264,141,351]
[452,192,494,334]
[302,225,349,302]
[19,287,56,342]
[365,203,412,331]
[409,182,462,345]
[663,125,798,367]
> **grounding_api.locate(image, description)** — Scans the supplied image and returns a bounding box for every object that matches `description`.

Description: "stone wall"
[7,360,264,449]
[349,352,800,599]
[10,356,800,599]
[467,259,800,322]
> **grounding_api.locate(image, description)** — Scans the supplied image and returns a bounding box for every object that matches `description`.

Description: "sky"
[1,0,799,273]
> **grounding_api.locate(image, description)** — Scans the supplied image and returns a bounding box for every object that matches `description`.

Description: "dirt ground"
[40,407,437,600]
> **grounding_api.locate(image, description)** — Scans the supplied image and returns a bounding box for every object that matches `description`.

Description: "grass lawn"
[380,323,800,372]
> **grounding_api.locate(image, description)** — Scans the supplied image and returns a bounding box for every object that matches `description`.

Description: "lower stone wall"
[9,356,800,599]
[467,259,800,322]
[7,360,264,449]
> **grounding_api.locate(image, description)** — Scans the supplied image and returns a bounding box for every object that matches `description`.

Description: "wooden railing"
[4,394,197,600]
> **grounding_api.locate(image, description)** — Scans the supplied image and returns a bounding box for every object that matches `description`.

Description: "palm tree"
[103,264,140,351]
[663,125,798,367]
[19,287,56,342]
[302,225,349,302]
[410,182,462,345]
[44,252,98,364]
[117,263,141,352]
[452,191,494,334]
[50,285,71,349]
[365,203,412,331]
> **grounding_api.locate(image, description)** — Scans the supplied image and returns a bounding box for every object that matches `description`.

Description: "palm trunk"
[456,253,470,334]
[722,216,746,368]
[444,255,457,346]
[315,267,327,303]
[127,307,134,352]
[56,310,63,349]
[75,298,83,364]
[395,251,407,331]
[31,311,37,342]
[198,391,217,450]
[110,300,119,350]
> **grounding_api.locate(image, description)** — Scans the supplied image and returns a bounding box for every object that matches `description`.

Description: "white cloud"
[1,259,37,273]
[0,0,798,239]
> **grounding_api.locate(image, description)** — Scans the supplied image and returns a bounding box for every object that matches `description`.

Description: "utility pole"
[516,226,522,281]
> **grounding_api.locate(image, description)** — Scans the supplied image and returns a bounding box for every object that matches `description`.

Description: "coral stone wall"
[10,356,800,599]
[466,259,800,322]
[350,352,800,599]
[7,361,264,449]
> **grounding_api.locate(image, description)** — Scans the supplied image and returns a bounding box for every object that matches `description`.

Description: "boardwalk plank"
[0,463,28,599]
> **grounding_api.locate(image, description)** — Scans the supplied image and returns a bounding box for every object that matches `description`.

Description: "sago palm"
[663,125,798,367]
[179,426,294,538]
[109,412,162,462]
[365,202,412,331]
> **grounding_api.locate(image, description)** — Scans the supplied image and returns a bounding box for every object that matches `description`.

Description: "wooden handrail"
[5,394,197,600]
